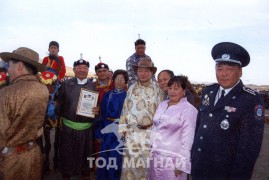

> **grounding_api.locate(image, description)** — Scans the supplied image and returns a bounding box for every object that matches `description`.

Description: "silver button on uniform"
[209,113,213,117]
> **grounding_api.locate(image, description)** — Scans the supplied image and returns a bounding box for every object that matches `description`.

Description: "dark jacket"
[191,80,264,180]
[58,77,96,122]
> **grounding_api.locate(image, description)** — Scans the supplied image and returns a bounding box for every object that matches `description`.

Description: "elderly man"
[191,42,264,180]
[0,47,49,179]
[119,58,163,180]
[126,39,156,86]
[58,58,99,179]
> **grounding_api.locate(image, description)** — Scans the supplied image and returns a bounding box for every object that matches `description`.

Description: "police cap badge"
[211,42,250,67]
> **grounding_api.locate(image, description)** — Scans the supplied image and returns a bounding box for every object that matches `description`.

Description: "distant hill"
[65,68,269,90]
[245,84,269,91]
[191,81,269,91]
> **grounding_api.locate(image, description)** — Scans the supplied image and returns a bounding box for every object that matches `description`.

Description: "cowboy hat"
[132,58,157,75]
[0,47,45,72]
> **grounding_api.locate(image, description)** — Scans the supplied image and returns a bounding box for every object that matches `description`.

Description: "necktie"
[220,89,225,100]
[214,89,225,106]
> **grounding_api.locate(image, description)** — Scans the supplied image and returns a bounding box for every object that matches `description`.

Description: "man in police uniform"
[191,42,264,179]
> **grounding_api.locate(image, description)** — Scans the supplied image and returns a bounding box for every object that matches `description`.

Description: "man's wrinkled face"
[216,63,242,89]
[73,64,89,80]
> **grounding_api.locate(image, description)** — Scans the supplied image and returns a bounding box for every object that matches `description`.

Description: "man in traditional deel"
[119,58,163,180]
[191,42,264,180]
[0,47,49,180]
[58,58,99,179]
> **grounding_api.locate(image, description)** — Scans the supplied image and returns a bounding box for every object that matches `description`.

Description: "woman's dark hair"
[113,69,129,83]
[158,69,174,79]
[167,75,188,90]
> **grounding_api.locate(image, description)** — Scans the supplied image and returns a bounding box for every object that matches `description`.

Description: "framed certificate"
[76,88,99,118]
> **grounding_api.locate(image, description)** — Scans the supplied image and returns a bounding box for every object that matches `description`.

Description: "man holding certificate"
[58,58,99,179]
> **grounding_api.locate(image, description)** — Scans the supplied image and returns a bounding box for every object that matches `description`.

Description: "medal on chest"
[220,119,229,130]
[202,94,210,106]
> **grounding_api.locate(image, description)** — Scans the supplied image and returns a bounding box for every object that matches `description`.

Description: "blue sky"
[0,0,268,85]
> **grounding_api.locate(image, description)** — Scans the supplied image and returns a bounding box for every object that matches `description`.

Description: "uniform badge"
[220,119,229,130]
[254,105,264,120]
[222,54,230,59]
[224,106,236,112]
[202,94,210,106]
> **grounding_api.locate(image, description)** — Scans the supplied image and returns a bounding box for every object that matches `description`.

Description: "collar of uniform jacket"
[213,80,244,110]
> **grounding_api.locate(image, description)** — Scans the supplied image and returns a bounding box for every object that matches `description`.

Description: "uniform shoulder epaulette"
[243,86,257,96]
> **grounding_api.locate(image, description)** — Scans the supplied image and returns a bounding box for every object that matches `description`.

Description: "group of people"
[0,39,265,180]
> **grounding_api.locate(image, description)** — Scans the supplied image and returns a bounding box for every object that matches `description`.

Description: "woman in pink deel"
[148,75,198,180]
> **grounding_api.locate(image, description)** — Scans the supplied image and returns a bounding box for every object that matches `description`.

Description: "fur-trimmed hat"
[73,59,90,67]
[95,62,109,72]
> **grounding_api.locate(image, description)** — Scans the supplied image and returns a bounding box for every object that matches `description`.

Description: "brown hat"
[0,47,45,72]
[132,58,157,75]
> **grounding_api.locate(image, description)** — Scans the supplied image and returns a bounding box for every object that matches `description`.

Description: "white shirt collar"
[77,78,87,85]
[214,80,240,105]
[219,80,240,96]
